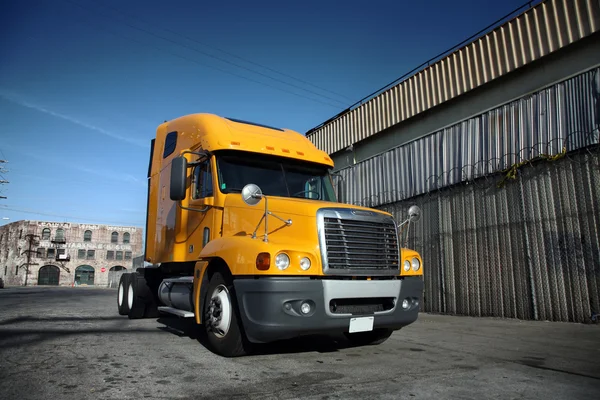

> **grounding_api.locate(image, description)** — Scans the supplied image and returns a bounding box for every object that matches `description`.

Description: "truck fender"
[194,236,270,324]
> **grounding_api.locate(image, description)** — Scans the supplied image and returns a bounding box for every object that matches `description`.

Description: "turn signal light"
[256,252,270,270]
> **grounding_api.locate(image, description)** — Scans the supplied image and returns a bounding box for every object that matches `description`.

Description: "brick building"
[0,220,143,287]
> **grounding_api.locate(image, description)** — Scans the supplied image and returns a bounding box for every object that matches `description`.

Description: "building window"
[15,266,18,274]
[47,248,55,259]
[55,228,65,241]
[125,251,132,260]
[78,249,86,259]
[42,228,51,240]
[75,265,95,286]
[84,230,92,242]
[106,251,114,260]
[111,232,118,244]
[116,251,123,261]
[87,250,95,260]
[123,232,130,244]
[19,229,22,239]
[4,266,6,276]
[37,248,45,258]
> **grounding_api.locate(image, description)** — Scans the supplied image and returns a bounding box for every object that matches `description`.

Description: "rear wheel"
[344,328,394,346]
[128,269,160,319]
[117,273,131,315]
[203,271,248,357]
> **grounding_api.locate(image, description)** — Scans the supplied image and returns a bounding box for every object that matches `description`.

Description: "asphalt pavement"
[0,286,599,400]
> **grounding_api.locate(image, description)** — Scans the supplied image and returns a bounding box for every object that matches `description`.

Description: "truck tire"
[344,328,394,346]
[117,273,131,315]
[203,271,248,357]
[128,270,160,319]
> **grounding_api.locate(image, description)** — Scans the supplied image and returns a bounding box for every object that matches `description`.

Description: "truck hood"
[221,194,391,246]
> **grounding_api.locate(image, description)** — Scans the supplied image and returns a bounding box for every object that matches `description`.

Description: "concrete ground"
[0,286,598,400]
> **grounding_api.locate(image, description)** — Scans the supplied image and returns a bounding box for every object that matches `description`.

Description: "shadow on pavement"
[0,314,160,348]
[156,316,355,356]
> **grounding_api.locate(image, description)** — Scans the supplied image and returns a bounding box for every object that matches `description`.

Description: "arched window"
[123,232,130,244]
[38,265,60,285]
[111,232,119,244]
[55,228,65,241]
[42,228,51,240]
[84,230,92,242]
[75,265,95,285]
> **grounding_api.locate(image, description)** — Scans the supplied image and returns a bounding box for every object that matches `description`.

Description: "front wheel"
[203,272,248,357]
[344,328,394,346]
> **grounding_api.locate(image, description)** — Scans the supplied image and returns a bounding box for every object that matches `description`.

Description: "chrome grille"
[318,209,400,275]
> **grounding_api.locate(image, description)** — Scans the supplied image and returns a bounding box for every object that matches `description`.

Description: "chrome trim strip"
[322,279,401,317]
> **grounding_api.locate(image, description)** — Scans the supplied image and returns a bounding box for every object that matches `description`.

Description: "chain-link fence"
[377,142,599,323]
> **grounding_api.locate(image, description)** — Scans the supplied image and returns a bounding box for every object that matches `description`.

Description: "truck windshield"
[215,150,337,202]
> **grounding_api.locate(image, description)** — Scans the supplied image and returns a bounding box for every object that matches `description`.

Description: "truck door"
[186,156,218,259]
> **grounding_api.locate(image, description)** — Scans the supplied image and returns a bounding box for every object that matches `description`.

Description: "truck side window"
[163,131,177,158]
[193,161,213,199]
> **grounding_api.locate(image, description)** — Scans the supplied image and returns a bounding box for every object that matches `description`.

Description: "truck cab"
[117,113,423,357]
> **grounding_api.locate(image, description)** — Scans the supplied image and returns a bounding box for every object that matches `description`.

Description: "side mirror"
[330,172,345,203]
[170,156,188,201]
[336,179,345,203]
[241,184,263,206]
[408,205,421,222]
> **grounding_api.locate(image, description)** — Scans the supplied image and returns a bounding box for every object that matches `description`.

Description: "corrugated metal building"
[307,0,600,323]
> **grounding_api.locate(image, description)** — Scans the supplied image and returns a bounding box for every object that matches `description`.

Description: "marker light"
[275,253,290,270]
[256,253,270,270]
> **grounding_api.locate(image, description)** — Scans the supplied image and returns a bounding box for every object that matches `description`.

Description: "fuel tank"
[158,277,194,312]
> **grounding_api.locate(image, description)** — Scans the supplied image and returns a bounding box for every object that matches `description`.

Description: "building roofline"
[305,0,600,156]
[306,0,541,137]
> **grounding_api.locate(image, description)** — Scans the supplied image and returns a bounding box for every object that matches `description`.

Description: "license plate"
[349,316,374,333]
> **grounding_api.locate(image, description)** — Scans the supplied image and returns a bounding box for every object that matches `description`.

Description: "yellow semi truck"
[117,113,423,357]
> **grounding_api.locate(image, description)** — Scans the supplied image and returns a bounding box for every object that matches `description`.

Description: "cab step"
[158,306,194,318]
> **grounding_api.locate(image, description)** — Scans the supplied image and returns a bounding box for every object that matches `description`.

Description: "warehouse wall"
[335,67,600,207]
[333,67,600,323]
[383,150,599,323]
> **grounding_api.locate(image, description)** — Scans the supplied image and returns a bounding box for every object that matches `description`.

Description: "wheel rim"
[118,282,124,306]
[207,284,232,338]
[128,283,134,309]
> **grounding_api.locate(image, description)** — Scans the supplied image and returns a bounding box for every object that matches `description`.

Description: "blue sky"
[0,0,532,228]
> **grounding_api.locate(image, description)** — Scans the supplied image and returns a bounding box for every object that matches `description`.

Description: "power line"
[92,1,354,103]
[63,0,347,110]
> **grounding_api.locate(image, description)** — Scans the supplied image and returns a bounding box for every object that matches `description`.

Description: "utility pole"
[0,159,8,200]
[21,234,40,286]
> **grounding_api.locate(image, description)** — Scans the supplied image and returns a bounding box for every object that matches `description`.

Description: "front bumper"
[233,277,423,343]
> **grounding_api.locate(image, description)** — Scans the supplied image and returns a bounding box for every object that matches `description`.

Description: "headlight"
[403,260,411,272]
[275,253,290,270]
[411,257,421,271]
[299,257,311,271]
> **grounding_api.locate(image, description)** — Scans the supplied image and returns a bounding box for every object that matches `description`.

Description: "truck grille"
[318,209,400,275]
